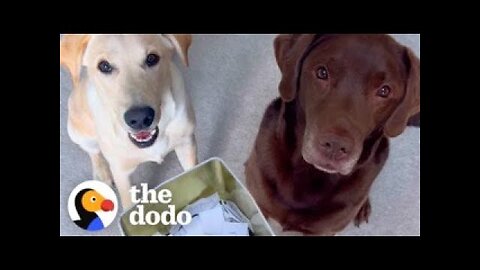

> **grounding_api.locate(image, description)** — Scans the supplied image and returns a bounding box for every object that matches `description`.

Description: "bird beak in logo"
[101,199,114,211]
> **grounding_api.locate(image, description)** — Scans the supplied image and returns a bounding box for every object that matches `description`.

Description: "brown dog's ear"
[60,35,91,88]
[274,34,316,102]
[165,34,192,67]
[385,47,420,137]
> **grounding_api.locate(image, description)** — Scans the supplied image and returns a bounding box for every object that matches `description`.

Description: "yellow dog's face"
[84,35,171,129]
[61,34,192,148]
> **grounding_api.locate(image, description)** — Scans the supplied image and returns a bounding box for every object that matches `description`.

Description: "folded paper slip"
[168,193,252,236]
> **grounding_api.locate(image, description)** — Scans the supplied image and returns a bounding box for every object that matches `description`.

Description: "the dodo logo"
[68,180,118,231]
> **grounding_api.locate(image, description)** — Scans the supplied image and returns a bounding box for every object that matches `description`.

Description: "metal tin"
[119,157,275,236]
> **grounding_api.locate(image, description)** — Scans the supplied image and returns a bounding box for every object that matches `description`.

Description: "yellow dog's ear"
[164,34,192,66]
[60,35,91,88]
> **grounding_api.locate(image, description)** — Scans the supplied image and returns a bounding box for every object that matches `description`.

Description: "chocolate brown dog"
[245,34,420,235]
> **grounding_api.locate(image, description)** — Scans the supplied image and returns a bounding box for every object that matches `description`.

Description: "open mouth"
[128,127,159,148]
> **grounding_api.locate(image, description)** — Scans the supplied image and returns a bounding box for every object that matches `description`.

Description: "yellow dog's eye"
[146,54,160,67]
[98,60,113,74]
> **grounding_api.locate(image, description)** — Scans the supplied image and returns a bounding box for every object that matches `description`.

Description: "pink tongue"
[134,131,150,140]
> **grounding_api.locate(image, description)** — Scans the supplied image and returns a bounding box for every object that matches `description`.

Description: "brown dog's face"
[274,34,420,175]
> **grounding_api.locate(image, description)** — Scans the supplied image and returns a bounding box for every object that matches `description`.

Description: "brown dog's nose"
[318,134,353,161]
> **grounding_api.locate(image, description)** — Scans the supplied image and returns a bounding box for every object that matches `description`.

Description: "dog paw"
[354,199,371,227]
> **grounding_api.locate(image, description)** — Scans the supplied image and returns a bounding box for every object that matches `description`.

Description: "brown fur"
[245,34,420,235]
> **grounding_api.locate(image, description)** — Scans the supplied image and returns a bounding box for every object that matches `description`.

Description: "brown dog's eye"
[145,53,160,67]
[377,85,391,98]
[98,60,113,74]
[316,66,329,80]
